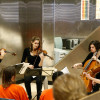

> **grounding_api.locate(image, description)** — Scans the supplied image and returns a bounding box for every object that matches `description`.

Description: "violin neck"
[43,53,49,57]
[5,51,11,53]
[43,53,53,60]
[5,51,16,56]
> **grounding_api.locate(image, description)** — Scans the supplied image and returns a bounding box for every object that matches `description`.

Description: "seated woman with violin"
[21,36,46,100]
[73,40,100,93]
[0,48,6,63]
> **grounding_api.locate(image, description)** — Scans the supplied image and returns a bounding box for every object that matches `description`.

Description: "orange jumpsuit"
[0,84,29,100]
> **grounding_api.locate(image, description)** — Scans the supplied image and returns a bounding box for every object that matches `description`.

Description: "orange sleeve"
[17,86,29,100]
[40,91,45,100]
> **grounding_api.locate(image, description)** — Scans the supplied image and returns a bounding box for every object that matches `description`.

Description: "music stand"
[42,67,55,90]
[12,63,23,74]
[11,63,42,77]
[24,68,42,77]
[12,63,42,83]
[42,67,55,76]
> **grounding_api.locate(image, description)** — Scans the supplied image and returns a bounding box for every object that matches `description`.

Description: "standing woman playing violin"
[21,36,45,100]
[73,40,100,93]
[0,48,6,63]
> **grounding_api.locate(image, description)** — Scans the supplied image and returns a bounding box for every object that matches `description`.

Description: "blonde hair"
[53,74,87,100]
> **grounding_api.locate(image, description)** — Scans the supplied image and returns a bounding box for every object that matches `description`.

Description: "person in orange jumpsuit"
[0,66,29,100]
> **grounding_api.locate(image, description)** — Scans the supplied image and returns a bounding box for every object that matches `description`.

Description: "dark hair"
[30,36,41,52]
[52,71,63,82]
[88,40,100,52]
[2,66,16,88]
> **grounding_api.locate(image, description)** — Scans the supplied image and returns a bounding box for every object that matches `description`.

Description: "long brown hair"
[30,36,41,52]
[2,66,16,88]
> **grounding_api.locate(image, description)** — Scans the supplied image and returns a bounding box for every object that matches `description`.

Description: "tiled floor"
[20,82,52,100]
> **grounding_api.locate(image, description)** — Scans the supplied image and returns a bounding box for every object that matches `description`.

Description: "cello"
[81,52,100,92]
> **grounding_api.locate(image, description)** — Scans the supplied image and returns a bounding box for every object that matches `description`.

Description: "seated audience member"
[53,74,87,100]
[39,71,63,100]
[0,66,29,100]
[0,49,6,63]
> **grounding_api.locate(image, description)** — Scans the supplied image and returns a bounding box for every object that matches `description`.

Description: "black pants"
[24,75,45,100]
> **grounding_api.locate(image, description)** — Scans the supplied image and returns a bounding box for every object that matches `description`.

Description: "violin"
[38,48,54,60]
[0,48,16,56]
